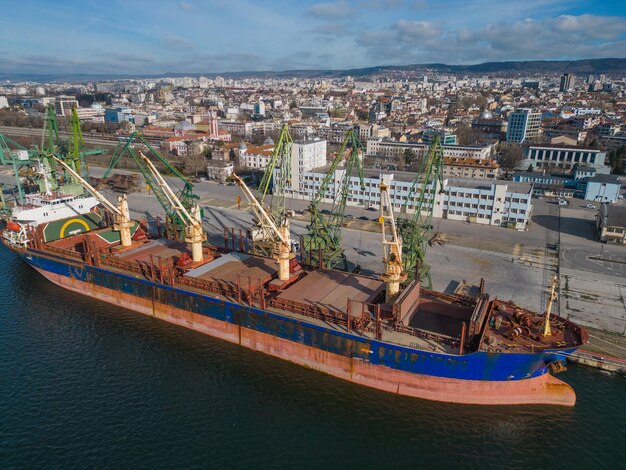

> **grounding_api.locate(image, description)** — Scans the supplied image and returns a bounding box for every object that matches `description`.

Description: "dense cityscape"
[1,67,625,236]
[1,0,626,467]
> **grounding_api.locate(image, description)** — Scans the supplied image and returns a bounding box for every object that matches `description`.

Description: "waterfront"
[0,247,625,469]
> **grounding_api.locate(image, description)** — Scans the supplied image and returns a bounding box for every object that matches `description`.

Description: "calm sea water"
[0,246,624,469]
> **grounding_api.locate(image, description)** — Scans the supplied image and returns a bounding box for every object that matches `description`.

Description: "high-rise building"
[559,73,576,92]
[54,95,79,116]
[506,108,542,143]
[289,139,327,192]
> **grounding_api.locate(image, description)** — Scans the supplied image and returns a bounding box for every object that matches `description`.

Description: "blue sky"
[1,0,626,75]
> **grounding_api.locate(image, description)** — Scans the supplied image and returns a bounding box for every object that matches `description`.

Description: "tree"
[527,164,534,172]
[404,148,416,167]
[455,123,485,145]
[501,144,523,170]
[608,146,626,175]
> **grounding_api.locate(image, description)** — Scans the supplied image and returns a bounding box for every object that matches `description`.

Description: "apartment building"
[443,158,499,179]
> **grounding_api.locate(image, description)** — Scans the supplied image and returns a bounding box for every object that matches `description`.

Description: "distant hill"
[1,58,625,82]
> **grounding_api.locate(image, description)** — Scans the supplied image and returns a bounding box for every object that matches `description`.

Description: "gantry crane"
[249,124,292,257]
[53,157,134,247]
[105,131,198,240]
[301,129,365,270]
[233,173,294,281]
[397,135,444,286]
[65,107,103,179]
[138,151,206,262]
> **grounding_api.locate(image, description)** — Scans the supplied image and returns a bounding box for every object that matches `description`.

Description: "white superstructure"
[11,192,100,226]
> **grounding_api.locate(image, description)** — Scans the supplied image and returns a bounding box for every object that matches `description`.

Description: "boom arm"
[233,173,288,247]
[302,129,365,270]
[53,157,120,215]
[398,135,444,285]
[137,151,198,228]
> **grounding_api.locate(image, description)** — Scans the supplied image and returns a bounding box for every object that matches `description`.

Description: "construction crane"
[41,104,60,159]
[301,129,365,270]
[249,124,292,257]
[379,182,407,303]
[105,131,198,240]
[397,135,444,287]
[138,151,206,262]
[0,133,34,165]
[53,157,133,247]
[64,107,103,179]
[233,173,294,281]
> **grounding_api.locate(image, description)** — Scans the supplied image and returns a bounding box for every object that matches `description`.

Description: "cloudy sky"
[2,0,626,75]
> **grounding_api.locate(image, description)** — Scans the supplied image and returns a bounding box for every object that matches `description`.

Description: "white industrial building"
[290,167,533,230]
[366,139,494,160]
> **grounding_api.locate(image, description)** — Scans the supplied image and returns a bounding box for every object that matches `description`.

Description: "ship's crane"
[138,151,206,262]
[301,129,365,270]
[105,132,198,240]
[233,173,294,282]
[398,135,444,287]
[52,157,133,248]
[379,182,407,303]
[249,124,292,257]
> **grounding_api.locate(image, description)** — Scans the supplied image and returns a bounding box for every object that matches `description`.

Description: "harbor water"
[0,247,624,469]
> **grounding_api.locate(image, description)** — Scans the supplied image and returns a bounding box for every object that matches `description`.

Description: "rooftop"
[587,175,622,185]
[607,205,626,227]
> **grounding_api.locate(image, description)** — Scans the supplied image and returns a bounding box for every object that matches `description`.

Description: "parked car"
[321,209,331,215]
[558,199,569,206]
[358,216,369,221]
[366,207,378,212]
[344,214,354,219]
[585,204,596,209]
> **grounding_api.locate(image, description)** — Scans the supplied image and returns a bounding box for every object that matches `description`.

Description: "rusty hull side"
[31,264,576,407]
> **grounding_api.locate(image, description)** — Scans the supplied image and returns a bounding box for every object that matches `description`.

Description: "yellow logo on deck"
[59,218,91,238]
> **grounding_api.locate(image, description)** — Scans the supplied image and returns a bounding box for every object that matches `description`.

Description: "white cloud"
[162,35,195,50]
[308,1,355,19]
[361,0,404,9]
[393,20,441,41]
[356,14,626,65]
[180,1,193,11]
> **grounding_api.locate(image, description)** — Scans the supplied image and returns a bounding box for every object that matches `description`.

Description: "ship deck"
[41,233,585,355]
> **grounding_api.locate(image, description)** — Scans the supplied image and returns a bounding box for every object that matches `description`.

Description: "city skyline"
[1,0,626,75]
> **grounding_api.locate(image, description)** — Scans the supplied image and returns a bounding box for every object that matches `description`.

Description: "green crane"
[41,104,60,156]
[301,129,365,270]
[397,135,444,287]
[66,107,103,178]
[0,133,31,165]
[105,131,198,240]
[249,124,292,257]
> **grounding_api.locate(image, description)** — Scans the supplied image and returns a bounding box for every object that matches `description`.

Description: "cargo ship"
[1,155,587,406]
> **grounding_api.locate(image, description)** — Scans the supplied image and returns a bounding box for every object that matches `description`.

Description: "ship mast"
[137,151,206,262]
[232,173,294,281]
[543,275,559,337]
[52,157,133,247]
[379,182,407,303]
